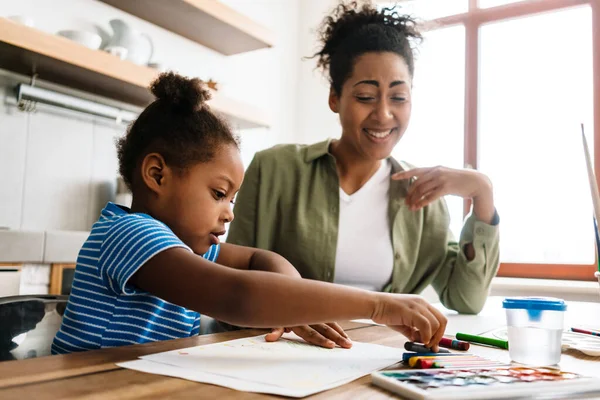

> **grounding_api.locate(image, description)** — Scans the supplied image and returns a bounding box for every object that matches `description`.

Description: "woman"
[228,2,499,319]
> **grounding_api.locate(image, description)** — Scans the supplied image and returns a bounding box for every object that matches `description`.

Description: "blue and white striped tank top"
[51,202,220,354]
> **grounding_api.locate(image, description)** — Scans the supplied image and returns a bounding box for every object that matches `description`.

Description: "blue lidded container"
[502,297,567,321]
[502,297,567,365]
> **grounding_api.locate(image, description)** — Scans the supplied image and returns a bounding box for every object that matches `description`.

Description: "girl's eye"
[357,96,375,102]
[214,190,227,200]
[392,97,406,101]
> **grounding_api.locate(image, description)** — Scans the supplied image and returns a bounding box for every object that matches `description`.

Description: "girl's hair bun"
[150,72,211,112]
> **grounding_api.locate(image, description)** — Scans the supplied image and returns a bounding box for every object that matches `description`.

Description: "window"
[479,0,527,8]
[378,1,468,21]
[402,0,600,279]
[478,7,595,265]
[392,26,466,238]
[382,0,599,279]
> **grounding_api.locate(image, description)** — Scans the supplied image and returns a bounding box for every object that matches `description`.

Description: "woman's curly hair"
[312,1,422,95]
[116,72,239,190]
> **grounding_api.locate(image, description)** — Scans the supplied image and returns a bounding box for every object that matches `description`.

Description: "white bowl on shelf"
[57,30,102,50]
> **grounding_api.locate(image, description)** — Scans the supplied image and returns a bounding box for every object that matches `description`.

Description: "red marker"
[571,327,600,337]
[439,337,470,351]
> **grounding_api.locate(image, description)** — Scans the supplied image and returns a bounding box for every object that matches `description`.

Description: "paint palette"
[372,366,600,400]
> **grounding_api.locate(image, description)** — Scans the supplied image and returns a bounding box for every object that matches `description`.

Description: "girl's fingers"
[410,312,433,345]
[418,307,441,347]
[327,322,350,339]
[311,324,352,348]
[292,326,336,349]
[265,327,285,342]
[428,307,449,351]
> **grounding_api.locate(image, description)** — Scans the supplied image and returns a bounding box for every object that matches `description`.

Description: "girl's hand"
[372,293,447,352]
[392,166,495,223]
[265,323,352,349]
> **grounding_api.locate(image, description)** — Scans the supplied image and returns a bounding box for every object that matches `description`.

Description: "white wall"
[0,0,300,231]
[296,0,342,144]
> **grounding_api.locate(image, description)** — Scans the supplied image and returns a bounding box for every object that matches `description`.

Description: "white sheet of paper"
[118,359,304,394]
[117,333,404,397]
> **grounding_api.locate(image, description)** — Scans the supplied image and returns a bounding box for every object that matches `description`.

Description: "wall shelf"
[0,18,271,129]
[99,0,275,56]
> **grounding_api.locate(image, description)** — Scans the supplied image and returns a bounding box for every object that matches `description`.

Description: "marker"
[408,356,484,368]
[419,360,508,369]
[455,333,509,349]
[571,327,600,337]
[439,337,470,351]
[404,342,450,353]
[402,352,469,362]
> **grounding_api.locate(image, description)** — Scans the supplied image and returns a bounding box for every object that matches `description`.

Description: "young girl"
[51,72,447,355]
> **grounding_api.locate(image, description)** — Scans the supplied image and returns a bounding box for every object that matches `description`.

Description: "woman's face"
[330,51,412,161]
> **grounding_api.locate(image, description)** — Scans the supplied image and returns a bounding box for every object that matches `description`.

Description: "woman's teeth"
[365,129,393,138]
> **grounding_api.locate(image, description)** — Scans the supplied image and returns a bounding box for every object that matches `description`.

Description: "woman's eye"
[214,190,226,199]
[392,97,406,102]
[357,96,375,102]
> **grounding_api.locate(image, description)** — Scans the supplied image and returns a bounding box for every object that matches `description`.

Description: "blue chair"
[0,295,68,361]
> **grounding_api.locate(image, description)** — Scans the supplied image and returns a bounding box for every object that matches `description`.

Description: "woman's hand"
[265,322,352,349]
[392,166,495,224]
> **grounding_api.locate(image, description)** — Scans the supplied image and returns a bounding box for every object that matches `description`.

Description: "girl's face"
[329,51,413,161]
[156,144,244,255]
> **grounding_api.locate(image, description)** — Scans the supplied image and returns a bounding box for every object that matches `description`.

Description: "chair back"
[0,295,68,361]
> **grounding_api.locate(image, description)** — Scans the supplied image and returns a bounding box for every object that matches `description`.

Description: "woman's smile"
[363,127,398,142]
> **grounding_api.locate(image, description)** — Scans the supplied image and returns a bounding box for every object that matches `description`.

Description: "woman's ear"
[140,153,169,195]
[328,87,340,114]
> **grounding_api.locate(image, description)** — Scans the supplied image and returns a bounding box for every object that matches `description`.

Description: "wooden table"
[0,298,599,399]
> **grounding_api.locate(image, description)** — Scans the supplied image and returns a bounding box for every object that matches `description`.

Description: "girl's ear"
[140,153,169,195]
[328,86,340,114]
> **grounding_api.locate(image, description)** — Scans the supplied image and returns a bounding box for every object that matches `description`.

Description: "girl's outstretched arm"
[129,247,447,350]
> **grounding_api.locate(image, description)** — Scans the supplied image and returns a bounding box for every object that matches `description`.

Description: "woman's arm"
[430,203,500,314]
[471,182,495,224]
[129,247,447,348]
[460,177,496,262]
[392,167,499,314]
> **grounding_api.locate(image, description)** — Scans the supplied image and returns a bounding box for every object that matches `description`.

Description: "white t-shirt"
[333,160,394,291]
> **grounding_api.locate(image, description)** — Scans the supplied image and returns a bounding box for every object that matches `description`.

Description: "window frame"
[414,0,600,280]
